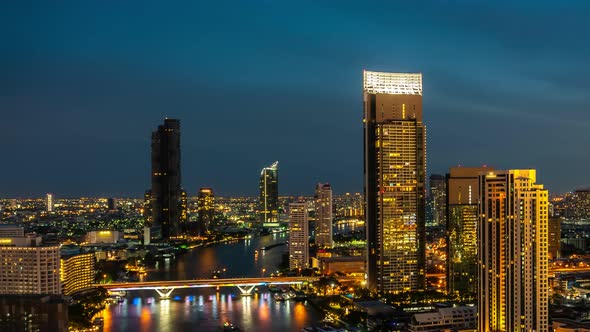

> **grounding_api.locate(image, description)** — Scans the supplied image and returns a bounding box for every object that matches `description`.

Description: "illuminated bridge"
[96,277,318,299]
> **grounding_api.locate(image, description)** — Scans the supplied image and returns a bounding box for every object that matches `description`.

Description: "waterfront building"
[0,295,68,332]
[315,183,333,248]
[0,231,61,295]
[408,306,476,332]
[428,174,446,227]
[289,200,309,270]
[446,166,490,296]
[549,216,562,259]
[259,161,279,227]
[149,118,183,239]
[46,193,54,212]
[478,169,548,332]
[60,253,95,296]
[363,70,426,293]
[197,188,215,236]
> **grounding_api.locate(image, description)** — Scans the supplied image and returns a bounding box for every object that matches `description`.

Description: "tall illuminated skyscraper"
[259,161,279,227]
[446,166,490,297]
[46,193,54,212]
[478,170,548,332]
[150,118,183,240]
[315,183,333,248]
[363,70,426,293]
[197,188,215,236]
[428,174,446,227]
[289,200,309,270]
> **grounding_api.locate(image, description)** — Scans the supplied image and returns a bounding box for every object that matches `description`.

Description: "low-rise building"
[311,256,365,275]
[408,306,477,332]
[86,230,122,244]
[553,318,590,332]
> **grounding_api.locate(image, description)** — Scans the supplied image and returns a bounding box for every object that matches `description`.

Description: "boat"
[274,293,285,301]
[222,321,241,331]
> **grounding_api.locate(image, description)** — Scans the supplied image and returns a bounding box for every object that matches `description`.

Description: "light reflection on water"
[102,234,320,331]
[102,290,319,332]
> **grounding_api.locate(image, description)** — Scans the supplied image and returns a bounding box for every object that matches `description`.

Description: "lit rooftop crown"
[363,70,422,95]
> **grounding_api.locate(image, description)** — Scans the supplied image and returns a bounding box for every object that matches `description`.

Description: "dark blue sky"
[2,1,590,197]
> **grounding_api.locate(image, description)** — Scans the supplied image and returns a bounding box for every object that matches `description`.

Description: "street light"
[262,268,266,277]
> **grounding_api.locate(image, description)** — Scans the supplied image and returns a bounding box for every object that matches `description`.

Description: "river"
[101,232,322,332]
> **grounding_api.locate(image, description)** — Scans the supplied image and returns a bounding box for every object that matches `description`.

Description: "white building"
[315,183,333,248]
[46,193,54,212]
[0,225,25,238]
[289,200,309,270]
[408,306,477,332]
[0,229,61,295]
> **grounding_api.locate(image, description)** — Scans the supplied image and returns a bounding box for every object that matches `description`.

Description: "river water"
[101,232,322,332]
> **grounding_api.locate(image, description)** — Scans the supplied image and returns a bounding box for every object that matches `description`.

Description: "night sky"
[2,1,590,197]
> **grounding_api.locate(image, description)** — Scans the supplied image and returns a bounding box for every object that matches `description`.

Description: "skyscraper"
[46,193,54,212]
[149,118,183,240]
[315,183,333,248]
[259,161,279,227]
[478,170,548,332]
[289,200,309,270]
[548,216,561,259]
[446,166,490,297]
[428,174,446,227]
[197,188,215,236]
[363,70,426,293]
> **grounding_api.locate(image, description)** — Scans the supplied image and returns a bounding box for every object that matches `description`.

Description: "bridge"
[97,277,317,299]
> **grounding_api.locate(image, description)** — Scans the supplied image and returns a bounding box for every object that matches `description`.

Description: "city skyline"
[3,2,590,197]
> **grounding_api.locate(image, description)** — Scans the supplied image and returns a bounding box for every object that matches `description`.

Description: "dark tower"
[150,118,182,240]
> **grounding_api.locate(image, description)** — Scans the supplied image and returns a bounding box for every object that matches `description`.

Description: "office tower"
[150,118,183,239]
[107,198,117,211]
[289,200,309,270]
[60,253,95,296]
[259,161,279,227]
[428,174,446,227]
[197,188,215,236]
[446,166,490,297]
[0,230,61,295]
[548,217,561,259]
[363,70,426,293]
[46,193,54,212]
[315,183,333,248]
[478,170,548,332]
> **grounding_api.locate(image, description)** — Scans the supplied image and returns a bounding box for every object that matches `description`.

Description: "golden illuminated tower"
[478,170,548,332]
[197,188,214,236]
[363,70,426,293]
[315,183,333,248]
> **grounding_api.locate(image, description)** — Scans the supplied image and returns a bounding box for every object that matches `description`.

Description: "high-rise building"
[259,161,279,227]
[428,174,446,227]
[478,170,548,332]
[107,198,117,211]
[315,183,333,248]
[197,188,215,236]
[0,230,61,295]
[363,70,426,293]
[46,193,54,212]
[289,200,309,270]
[446,166,490,297]
[60,253,95,296]
[548,217,561,260]
[149,118,183,240]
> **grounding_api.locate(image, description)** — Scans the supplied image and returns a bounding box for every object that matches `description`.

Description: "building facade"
[149,118,183,239]
[446,166,490,297]
[363,70,426,293]
[289,201,309,270]
[428,174,446,227]
[197,188,215,236]
[0,233,60,295]
[478,170,548,332]
[60,253,95,296]
[315,183,333,248]
[259,161,279,227]
[549,216,561,259]
[408,306,477,332]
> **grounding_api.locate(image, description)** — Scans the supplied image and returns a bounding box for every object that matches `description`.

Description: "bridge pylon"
[236,285,256,296]
[154,287,175,299]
